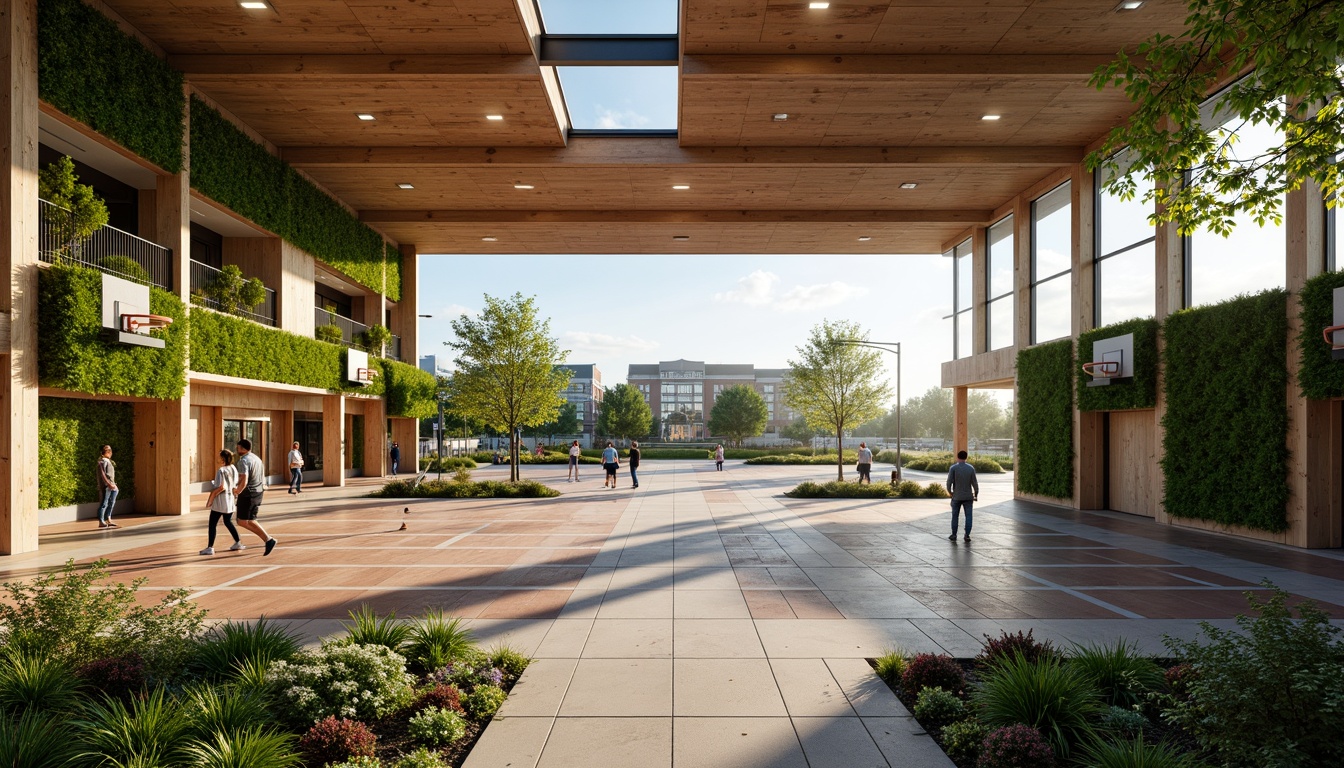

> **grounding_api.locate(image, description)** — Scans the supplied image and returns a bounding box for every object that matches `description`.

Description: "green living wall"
[1162,290,1290,532]
[1077,317,1160,412]
[1016,339,1074,499]
[38,264,188,399]
[381,359,437,419]
[38,397,134,509]
[189,97,399,300]
[37,0,184,172]
[1298,270,1344,400]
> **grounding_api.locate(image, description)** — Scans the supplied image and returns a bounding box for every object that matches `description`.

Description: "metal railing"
[314,307,402,360]
[189,259,277,326]
[38,198,173,290]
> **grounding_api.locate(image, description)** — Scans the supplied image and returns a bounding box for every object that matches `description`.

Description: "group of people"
[565,439,642,489]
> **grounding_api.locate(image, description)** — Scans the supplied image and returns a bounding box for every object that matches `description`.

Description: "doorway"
[1105,410,1157,517]
[223,419,265,460]
[293,415,324,475]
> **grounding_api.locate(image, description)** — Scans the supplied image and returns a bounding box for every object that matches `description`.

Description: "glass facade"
[660,382,703,422]
[1031,181,1072,343]
[987,216,1014,350]
[1095,167,1156,326]
[949,239,974,359]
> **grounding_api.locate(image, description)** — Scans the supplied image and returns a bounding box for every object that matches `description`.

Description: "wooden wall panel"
[323,394,345,487]
[1108,410,1157,518]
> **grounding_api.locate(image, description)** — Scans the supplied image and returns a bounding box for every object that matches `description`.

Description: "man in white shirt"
[287,441,305,494]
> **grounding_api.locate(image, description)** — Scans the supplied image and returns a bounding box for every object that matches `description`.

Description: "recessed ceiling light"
[396,183,414,189]
[899,182,919,189]
[239,1,270,9]
[481,236,498,242]
[809,2,830,8]
[982,114,1001,121]
[773,113,789,122]
[672,235,690,241]
[514,184,534,190]
[1116,0,1144,9]
[672,185,690,190]
[485,114,504,121]
[356,113,376,121]
[858,236,872,242]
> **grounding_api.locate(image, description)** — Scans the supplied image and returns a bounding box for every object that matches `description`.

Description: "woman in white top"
[201,449,244,556]
[567,440,582,482]
[287,441,305,494]
[714,444,725,471]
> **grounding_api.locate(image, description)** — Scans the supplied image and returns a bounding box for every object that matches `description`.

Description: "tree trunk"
[510,427,520,482]
[835,425,844,481]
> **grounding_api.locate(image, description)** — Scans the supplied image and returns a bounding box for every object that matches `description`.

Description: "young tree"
[779,416,823,452]
[784,320,892,480]
[39,155,108,254]
[708,384,769,447]
[597,383,652,443]
[648,412,663,440]
[1088,0,1344,235]
[445,293,570,481]
[538,402,580,439]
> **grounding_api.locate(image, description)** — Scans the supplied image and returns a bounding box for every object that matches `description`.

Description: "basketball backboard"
[1331,286,1344,361]
[347,348,372,385]
[1084,332,1134,387]
[99,272,165,349]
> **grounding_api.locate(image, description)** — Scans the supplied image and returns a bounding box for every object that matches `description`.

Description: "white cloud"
[714,270,866,312]
[561,331,660,359]
[437,303,478,318]
[595,107,651,130]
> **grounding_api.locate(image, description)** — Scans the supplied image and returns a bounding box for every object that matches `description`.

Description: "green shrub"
[370,479,560,499]
[1162,290,1290,531]
[921,482,950,499]
[418,456,478,472]
[744,451,858,465]
[784,480,901,499]
[76,686,194,765]
[972,653,1102,760]
[1163,583,1344,767]
[182,685,274,739]
[316,324,344,344]
[97,255,152,285]
[1077,317,1160,411]
[404,610,477,675]
[894,480,925,498]
[392,748,446,768]
[872,649,907,686]
[183,727,301,768]
[1098,705,1149,736]
[327,757,382,768]
[913,687,968,731]
[407,706,467,747]
[487,646,532,679]
[267,643,416,725]
[461,685,508,720]
[1299,270,1344,399]
[0,711,79,768]
[939,718,989,764]
[0,558,204,680]
[38,263,188,399]
[38,0,185,172]
[1079,737,1196,768]
[1068,640,1164,709]
[0,649,81,715]
[190,97,397,299]
[1016,339,1075,499]
[38,396,135,509]
[340,605,411,651]
[192,617,302,681]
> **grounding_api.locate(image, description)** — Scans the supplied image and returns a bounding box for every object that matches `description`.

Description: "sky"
[416,253,971,408]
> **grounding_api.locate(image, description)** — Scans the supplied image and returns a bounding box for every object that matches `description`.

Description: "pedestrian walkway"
[8,460,1344,767]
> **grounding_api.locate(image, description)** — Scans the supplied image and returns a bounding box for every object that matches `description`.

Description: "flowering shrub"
[74,651,145,699]
[392,747,446,768]
[325,758,381,768]
[913,687,968,731]
[429,659,503,691]
[269,643,415,724]
[411,684,464,714]
[407,706,467,747]
[461,686,507,720]
[978,725,1055,768]
[1164,663,1196,698]
[941,719,989,764]
[299,716,377,763]
[901,653,966,697]
[977,629,1057,668]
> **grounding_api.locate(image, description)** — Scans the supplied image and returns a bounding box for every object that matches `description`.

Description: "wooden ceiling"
[98,0,1193,254]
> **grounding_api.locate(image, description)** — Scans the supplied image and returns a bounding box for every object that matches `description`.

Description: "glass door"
[222,420,265,460]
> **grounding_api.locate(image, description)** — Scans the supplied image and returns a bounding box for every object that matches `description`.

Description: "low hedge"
[371,479,559,499]
[1162,290,1290,532]
[38,263,188,399]
[419,456,478,471]
[1016,339,1075,499]
[745,451,859,465]
[1298,270,1344,400]
[785,480,949,499]
[1077,317,1160,411]
[37,397,134,509]
[471,451,602,465]
[903,456,1004,474]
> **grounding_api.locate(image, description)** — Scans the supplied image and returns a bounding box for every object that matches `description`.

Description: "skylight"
[558,66,679,132]
[536,0,678,34]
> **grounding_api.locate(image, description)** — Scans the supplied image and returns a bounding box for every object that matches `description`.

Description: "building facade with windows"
[559,364,604,439]
[628,361,790,441]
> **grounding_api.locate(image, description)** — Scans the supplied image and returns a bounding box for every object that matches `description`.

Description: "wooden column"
[270,409,292,477]
[0,0,39,553]
[1151,183,1185,526]
[1071,166,1103,510]
[952,387,969,452]
[367,402,391,478]
[390,417,417,477]
[1011,197,1032,498]
[396,244,418,363]
[323,394,345,487]
[969,226,988,355]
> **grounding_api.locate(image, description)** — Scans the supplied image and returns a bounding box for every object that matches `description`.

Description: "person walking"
[95,444,119,528]
[567,440,582,482]
[602,441,620,488]
[629,441,641,488]
[946,450,979,542]
[390,442,401,475]
[714,444,725,471]
[201,449,244,555]
[856,442,873,484]
[233,438,278,555]
[287,441,305,494]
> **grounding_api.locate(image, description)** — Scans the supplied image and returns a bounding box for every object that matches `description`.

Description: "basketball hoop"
[120,314,173,334]
[1323,324,1344,351]
[1081,360,1120,379]
[356,367,381,383]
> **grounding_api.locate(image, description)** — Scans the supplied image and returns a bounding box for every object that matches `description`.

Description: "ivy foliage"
[38,397,134,509]
[188,97,399,300]
[381,359,437,419]
[38,264,188,399]
[1016,340,1074,499]
[1298,270,1344,400]
[1077,317,1159,412]
[37,0,184,172]
[1162,290,1289,532]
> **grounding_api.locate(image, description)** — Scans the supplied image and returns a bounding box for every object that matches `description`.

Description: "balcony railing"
[39,198,173,290]
[189,260,277,326]
[315,307,402,360]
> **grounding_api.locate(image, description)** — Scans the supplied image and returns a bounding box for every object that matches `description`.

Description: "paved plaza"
[9,461,1344,767]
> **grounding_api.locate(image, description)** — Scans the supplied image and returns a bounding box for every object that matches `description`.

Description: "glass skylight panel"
[537,0,678,34]
[557,66,678,131]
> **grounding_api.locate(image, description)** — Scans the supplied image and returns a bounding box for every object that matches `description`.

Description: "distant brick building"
[627,360,791,441]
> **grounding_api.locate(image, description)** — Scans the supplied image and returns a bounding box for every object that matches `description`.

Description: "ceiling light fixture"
[396,183,414,189]
[239,1,270,9]
[1116,0,1144,9]
[514,184,535,190]
[356,113,376,121]
[481,236,498,242]
[672,185,690,190]
[485,114,504,121]
[899,182,919,189]
[809,2,830,8]
[858,236,872,242]
[982,114,1001,121]
[672,235,690,241]
[773,113,789,122]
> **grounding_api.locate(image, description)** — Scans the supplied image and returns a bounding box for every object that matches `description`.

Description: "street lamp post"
[836,339,902,481]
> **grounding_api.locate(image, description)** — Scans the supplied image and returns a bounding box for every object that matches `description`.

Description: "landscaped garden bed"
[785,480,950,499]
[869,584,1344,767]
[372,477,559,499]
[0,560,532,767]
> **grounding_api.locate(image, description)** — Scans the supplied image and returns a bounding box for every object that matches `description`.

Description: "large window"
[660,381,703,422]
[948,239,974,359]
[1095,165,1156,325]
[1032,182,1072,343]
[987,216,1015,350]
[1186,114,1286,306]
